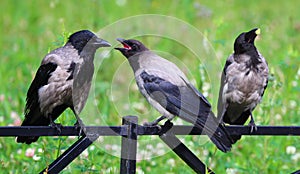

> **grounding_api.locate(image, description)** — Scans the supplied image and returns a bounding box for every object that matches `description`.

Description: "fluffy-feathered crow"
[115,38,233,152]
[16,30,111,144]
[217,28,269,143]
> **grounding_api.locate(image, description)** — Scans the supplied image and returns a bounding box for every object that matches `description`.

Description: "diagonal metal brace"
[39,135,97,174]
[159,121,214,174]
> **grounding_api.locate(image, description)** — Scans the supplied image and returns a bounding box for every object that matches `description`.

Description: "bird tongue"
[121,42,132,50]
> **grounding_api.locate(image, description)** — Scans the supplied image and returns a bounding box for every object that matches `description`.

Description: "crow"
[115,38,233,152]
[217,28,269,143]
[16,30,111,144]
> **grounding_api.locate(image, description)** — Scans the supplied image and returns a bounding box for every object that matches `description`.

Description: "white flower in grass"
[151,161,156,166]
[167,158,175,167]
[203,149,209,156]
[226,168,238,174]
[38,148,43,153]
[156,143,164,149]
[105,144,112,151]
[146,144,154,150]
[292,153,300,161]
[286,146,296,154]
[203,91,209,98]
[289,100,297,109]
[112,144,119,151]
[33,154,41,161]
[202,82,211,92]
[25,148,35,157]
[10,111,19,119]
[89,145,95,151]
[275,114,282,120]
[81,149,88,158]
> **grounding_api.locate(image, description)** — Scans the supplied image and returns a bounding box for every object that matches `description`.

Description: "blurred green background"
[0,0,300,173]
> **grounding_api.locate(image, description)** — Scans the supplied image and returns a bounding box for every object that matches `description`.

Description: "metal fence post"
[120,116,138,174]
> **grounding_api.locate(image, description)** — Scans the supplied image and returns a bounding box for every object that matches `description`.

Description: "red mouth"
[122,42,132,50]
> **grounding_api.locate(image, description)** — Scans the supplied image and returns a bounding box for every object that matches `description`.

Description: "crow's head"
[115,38,149,58]
[68,30,111,54]
[234,28,260,54]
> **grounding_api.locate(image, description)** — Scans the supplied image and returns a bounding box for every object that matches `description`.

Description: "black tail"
[16,136,39,144]
[198,112,234,153]
[16,112,50,144]
[208,125,233,152]
[223,110,251,144]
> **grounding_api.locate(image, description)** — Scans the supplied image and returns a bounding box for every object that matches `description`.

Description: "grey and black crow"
[115,38,233,152]
[16,30,111,144]
[217,28,269,143]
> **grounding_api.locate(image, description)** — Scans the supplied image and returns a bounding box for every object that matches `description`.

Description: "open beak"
[115,38,132,50]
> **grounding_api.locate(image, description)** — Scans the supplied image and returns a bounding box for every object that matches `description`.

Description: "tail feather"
[16,112,50,144]
[230,135,242,144]
[208,125,233,152]
[223,110,251,144]
[196,112,234,153]
[16,136,39,144]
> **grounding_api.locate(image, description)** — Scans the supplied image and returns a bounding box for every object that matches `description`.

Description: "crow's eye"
[132,44,138,51]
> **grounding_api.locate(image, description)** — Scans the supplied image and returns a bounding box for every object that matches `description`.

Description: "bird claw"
[248,113,257,133]
[74,121,84,137]
[50,122,63,134]
[143,121,158,127]
[248,121,257,133]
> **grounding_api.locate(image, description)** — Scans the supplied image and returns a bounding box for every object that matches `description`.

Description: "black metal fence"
[1,115,300,174]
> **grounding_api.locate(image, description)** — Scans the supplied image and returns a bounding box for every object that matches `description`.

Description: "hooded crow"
[115,38,233,152]
[217,28,269,143]
[16,30,111,144]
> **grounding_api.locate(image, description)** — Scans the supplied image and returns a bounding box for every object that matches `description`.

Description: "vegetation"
[0,0,299,173]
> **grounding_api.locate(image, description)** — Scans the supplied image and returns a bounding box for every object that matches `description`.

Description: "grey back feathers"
[116,39,234,152]
[17,30,110,144]
[217,28,269,143]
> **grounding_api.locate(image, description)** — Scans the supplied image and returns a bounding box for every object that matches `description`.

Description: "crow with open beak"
[16,30,111,144]
[217,28,269,143]
[115,38,233,152]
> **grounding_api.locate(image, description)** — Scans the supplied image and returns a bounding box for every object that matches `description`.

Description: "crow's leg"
[143,115,167,126]
[74,117,85,138]
[49,115,62,133]
[248,112,257,133]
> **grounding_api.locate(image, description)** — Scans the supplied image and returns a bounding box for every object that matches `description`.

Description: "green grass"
[1,0,300,173]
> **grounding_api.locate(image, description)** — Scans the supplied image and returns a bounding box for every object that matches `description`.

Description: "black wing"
[17,62,58,144]
[22,62,57,125]
[140,71,211,128]
[140,71,233,152]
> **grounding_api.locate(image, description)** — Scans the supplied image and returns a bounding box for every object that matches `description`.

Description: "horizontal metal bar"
[1,125,300,137]
[0,126,127,136]
[225,125,300,136]
[138,125,300,136]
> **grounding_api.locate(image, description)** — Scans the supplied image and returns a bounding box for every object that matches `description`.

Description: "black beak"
[93,37,111,47]
[114,38,131,51]
[245,28,260,43]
